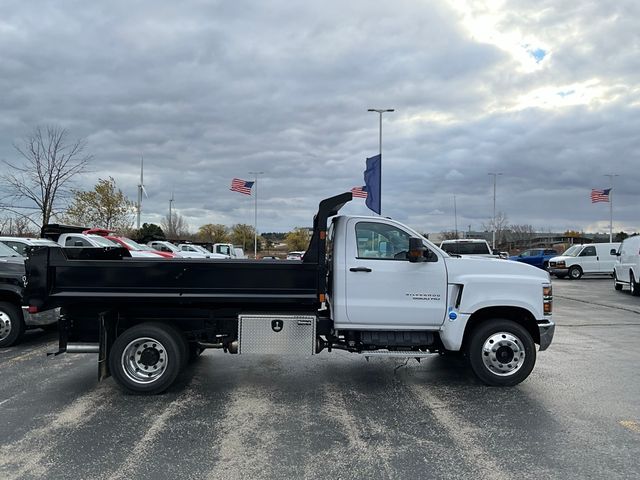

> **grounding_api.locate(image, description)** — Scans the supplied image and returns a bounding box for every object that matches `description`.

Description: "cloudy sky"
[1,0,638,235]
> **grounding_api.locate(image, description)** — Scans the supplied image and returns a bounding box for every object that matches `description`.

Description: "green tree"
[230,224,260,252]
[63,177,134,231]
[198,224,229,243]
[615,231,629,242]
[286,228,311,251]
[134,223,165,243]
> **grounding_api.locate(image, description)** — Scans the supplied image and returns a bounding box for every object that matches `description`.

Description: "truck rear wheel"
[0,301,25,348]
[466,319,536,386]
[109,322,184,394]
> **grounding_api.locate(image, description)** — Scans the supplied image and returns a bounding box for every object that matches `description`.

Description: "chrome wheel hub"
[121,337,168,384]
[0,311,12,342]
[481,332,525,377]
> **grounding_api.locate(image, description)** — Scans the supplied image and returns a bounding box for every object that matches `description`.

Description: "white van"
[613,235,640,295]
[548,242,620,279]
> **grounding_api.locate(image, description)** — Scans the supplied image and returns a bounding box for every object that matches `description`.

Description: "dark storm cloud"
[1,0,638,234]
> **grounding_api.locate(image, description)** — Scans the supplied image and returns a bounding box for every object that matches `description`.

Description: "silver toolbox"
[238,314,316,355]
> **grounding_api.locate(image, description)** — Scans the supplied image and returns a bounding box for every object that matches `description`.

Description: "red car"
[83,229,175,258]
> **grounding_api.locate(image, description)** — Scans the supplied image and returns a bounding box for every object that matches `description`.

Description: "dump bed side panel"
[25,247,320,310]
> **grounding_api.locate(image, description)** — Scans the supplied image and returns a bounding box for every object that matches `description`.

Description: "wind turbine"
[136,155,148,229]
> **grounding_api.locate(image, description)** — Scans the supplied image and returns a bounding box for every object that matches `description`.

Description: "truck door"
[578,245,598,273]
[344,219,447,328]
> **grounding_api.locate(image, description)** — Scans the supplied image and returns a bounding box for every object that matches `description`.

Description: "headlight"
[555,261,565,267]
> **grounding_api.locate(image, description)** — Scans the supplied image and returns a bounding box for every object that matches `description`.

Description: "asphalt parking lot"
[1,277,639,480]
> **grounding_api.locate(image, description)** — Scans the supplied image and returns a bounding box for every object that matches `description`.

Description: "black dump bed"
[24,193,352,312]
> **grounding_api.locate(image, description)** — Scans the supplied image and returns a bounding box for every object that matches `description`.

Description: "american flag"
[351,186,368,198]
[591,188,611,203]
[230,178,254,195]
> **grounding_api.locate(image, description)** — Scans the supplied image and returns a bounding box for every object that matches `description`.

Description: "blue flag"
[364,154,381,214]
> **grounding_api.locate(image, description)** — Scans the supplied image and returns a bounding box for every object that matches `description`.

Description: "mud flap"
[98,311,117,382]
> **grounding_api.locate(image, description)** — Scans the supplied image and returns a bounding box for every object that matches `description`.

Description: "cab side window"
[5,241,25,255]
[355,222,411,260]
[580,246,596,257]
[65,236,91,247]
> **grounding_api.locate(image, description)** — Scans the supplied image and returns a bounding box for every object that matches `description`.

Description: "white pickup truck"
[24,193,555,393]
[439,238,500,258]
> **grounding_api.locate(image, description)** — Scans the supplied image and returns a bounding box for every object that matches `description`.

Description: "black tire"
[614,272,623,291]
[466,319,536,387]
[631,272,640,297]
[569,266,582,280]
[109,322,184,394]
[162,323,189,370]
[0,301,26,348]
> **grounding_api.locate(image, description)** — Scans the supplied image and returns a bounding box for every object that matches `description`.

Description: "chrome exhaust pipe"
[66,343,99,353]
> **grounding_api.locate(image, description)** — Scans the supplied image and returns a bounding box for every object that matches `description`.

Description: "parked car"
[177,244,227,259]
[613,235,640,295]
[57,232,119,248]
[548,243,620,279]
[439,239,499,258]
[286,251,305,260]
[0,236,60,256]
[81,229,171,259]
[0,242,58,347]
[509,249,558,270]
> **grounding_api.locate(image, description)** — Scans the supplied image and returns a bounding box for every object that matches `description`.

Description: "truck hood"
[445,256,550,283]
[548,256,571,263]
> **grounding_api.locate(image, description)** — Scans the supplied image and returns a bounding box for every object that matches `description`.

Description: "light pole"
[367,108,394,215]
[169,191,174,238]
[488,172,503,249]
[248,171,264,258]
[604,173,619,242]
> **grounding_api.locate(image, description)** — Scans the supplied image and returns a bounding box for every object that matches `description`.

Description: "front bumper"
[548,267,568,275]
[22,307,60,327]
[538,319,555,351]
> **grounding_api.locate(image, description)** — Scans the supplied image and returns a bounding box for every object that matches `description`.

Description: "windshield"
[440,242,491,255]
[89,236,118,247]
[119,237,146,250]
[562,245,581,257]
[0,242,21,257]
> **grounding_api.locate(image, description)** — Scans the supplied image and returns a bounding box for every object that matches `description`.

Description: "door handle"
[350,267,372,272]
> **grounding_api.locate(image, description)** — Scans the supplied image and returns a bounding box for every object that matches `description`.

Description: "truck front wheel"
[467,319,536,386]
[109,322,184,394]
[0,301,25,348]
[569,266,582,280]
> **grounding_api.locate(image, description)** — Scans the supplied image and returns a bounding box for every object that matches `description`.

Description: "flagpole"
[605,174,619,242]
[249,171,264,258]
[368,108,394,215]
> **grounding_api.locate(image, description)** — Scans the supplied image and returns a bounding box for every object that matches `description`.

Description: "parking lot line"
[620,421,640,433]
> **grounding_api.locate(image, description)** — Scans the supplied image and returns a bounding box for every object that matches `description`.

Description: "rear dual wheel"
[466,319,536,386]
[109,322,187,394]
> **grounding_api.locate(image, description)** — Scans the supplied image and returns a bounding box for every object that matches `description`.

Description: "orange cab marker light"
[319,294,326,303]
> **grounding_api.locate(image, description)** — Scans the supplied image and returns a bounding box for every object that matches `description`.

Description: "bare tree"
[482,211,509,246]
[1,126,91,230]
[510,224,535,249]
[161,211,190,239]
